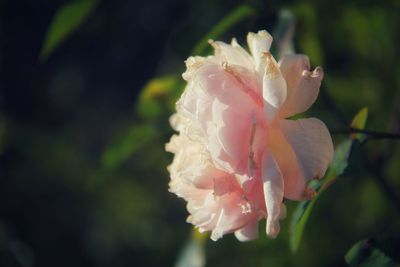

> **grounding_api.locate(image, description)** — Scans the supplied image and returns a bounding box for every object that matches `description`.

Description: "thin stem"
[322,86,400,213]
[331,128,400,140]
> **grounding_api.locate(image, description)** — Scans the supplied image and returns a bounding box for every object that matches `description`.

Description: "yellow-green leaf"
[136,76,180,119]
[350,107,368,141]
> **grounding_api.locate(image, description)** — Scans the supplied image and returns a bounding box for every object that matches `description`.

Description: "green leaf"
[192,4,255,56]
[101,125,156,169]
[290,139,353,252]
[136,76,180,120]
[290,107,369,252]
[350,107,368,141]
[345,239,397,267]
[40,0,99,60]
[327,139,353,181]
[174,228,208,267]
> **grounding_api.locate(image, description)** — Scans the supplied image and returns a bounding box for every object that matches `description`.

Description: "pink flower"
[166,30,334,241]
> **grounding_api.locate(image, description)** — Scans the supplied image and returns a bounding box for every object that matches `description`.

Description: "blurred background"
[1,0,400,266]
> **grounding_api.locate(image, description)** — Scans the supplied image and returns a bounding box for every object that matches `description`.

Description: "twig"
[322,89,400,213]
[331,128,400,140]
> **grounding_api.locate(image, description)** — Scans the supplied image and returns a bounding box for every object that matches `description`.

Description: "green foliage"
[137,75,181,120]
[290,108,368,252]
[7,0,400,266]
[101,125,157,169]
[345,239,397,267]
[290,139,353,252]
[192,4,255,56]
[40,0,99,60]
[351,107,368,141]
[351,107,368,130]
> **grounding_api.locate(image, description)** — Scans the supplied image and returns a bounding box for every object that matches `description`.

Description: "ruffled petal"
[209,191,259,241]
[167,30,333,242]
[279,118,334,181]
[210,40,254,70]
[194,64,267,173]
[262,53,287,121]
[247,30,273,72]
[278,54,324,118]
[267,125,307,200]
[261,150,284,238]
[234,221,259,241]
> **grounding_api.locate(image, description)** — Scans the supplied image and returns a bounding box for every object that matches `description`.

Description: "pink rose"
[166,30,334,241]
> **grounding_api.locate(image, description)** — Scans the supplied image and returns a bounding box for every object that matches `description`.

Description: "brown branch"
[331,128,400,140]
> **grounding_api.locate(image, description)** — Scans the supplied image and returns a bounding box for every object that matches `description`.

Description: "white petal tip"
[302,66,324,80]
[210,231,222,241]
[234,231,255,242]
[234,223,259,242]
[266,219,280,239]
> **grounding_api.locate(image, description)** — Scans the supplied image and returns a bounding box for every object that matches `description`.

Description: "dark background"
[1,0,400,266]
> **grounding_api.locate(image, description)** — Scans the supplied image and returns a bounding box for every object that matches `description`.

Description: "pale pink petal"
[221,63,263,103]
[210,209,226,241]
[194,64,266,173]
[279,118,334,180]
[213,175,237,196]
[247,30,273,72]
[278,54,324,118]
[262,53,287,121]
[182,56,220,81]
[210,40,254,70]
[261,150,284,238]
[234,221,259,241]
[209,191,259,241]
[267,126,307,200]
[166,30,333,241]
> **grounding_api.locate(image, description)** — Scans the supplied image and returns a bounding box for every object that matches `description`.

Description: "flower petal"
[267,125,307,200]
[261,150,284,238]
[247,30,273,72]
[194,64,266,173]
[209,191,259,241]
[210,40,254,70]
[234,221,259,241]
[278,54,324,118]
[262,53,287,121]
[279,118,334,181]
